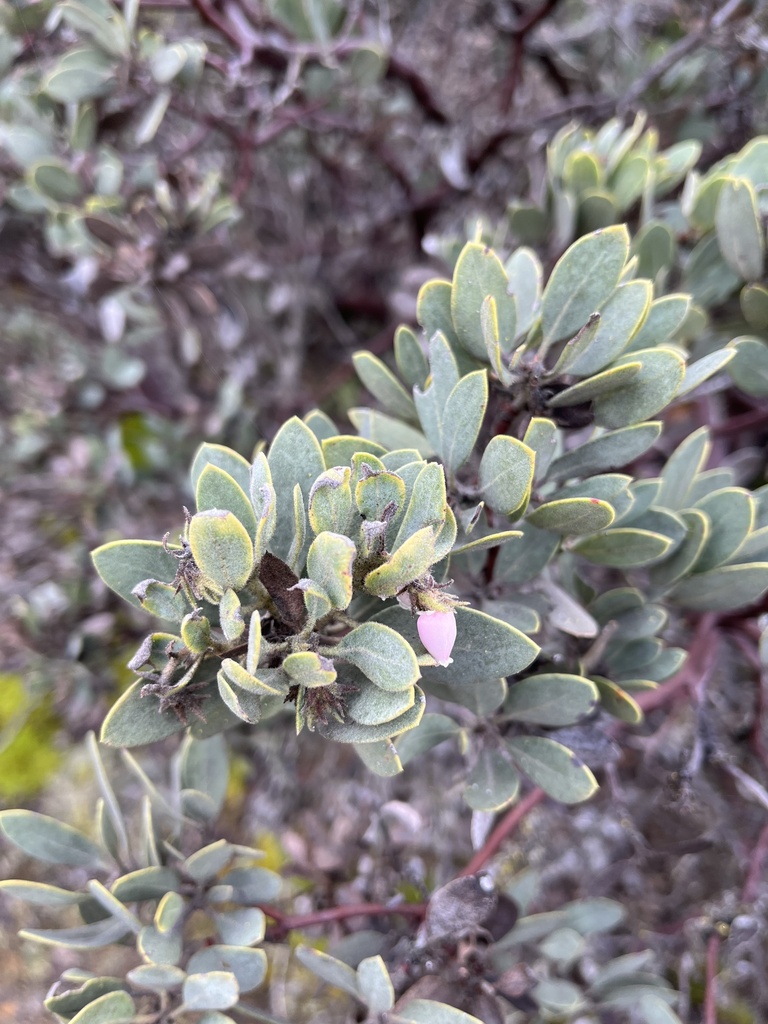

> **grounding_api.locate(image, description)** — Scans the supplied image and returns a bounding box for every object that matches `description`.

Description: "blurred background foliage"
[3,0,768,1018]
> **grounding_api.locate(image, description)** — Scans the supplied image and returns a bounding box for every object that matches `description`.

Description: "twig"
[531,47,572,97]
[618,0,749,114]
[459,788,546,877]
[201,0,367,100]
[711,0,751,30]
[256,785,543,945]
[190,0,242,50]
[260,900,426,938]
[753,667,768,778]
[204,52,229,76]
[466,94,614,174]
[633,667,690,714]
[635,614,719,715]
[387,55,449,124]
[168,97,320,176]
[499,0,564,114]
[712,405,768,438]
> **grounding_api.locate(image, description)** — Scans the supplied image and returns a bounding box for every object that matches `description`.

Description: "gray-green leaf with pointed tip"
[506,736,598,804]
[541,226,629,345]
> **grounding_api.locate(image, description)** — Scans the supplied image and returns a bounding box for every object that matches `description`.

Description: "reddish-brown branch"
[232,113,255,201]
[531,49,572,97]
[260,900,426,938]
[204,52,229,76]
[168,96,322,194]
[255,102,327,145]
[704,932,721,1024]
[190,0,242,50]
[386,55,449,125]
[481,545,501,587]
[617,0,750,116]
[181,0,451,131]
[256,790,544,944]
[466,94,612,175]
[502,31,527,115]
[635,614,719,714]
[712,404,768,438]
[361,136,415,202]
[635,671,694,714]
[245,613,732,949]
[260,789,545,941]
[460,787,546,877]
[727,627,762,669]
[499,0,564,114]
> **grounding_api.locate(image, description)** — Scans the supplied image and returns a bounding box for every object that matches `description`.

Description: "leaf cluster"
[498,122,768,397]
[0,734,685,1024]
[350,220,768,801]
[0,734,279,1023]
[79,200,768,819]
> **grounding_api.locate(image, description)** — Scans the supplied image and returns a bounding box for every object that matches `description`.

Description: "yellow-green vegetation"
[0,675,60,801]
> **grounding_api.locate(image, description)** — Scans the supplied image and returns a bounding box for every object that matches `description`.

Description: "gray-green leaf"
[526,498,614,535]
[357,955,395,1013]
[92,540,179,609]
[668,562,768,611]
[188,510,254,593]
[295,946,360,997]
[572,528,672,567]
[100,679,187,747]
[478,436,534,517]
[541,225,629,345]
[68,991,136,1023]
[182,972,239,1012]
[335,622,420,692]
[441,370,488,473]
[715,177,765,281]
[506,736,598,803]
[505,674,598,726]
[451,242,516,358]
[0,810,107,868]
[464,749,520,811]
[187,947,267,994]
[548,423,661,482]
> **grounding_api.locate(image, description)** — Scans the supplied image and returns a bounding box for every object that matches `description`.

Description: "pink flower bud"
[417,610,457,666]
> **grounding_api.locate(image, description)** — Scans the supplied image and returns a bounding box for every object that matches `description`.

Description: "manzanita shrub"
[4,127,768,1022]
[83,214,768,811]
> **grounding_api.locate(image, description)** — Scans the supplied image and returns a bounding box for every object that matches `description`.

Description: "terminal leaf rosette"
[91,429,538,787]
